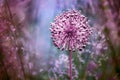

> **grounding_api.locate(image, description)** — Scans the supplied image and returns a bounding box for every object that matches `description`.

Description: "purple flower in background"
[50,10,92,51]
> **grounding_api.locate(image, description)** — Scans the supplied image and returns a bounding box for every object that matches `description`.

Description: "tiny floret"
[50,10,92,51]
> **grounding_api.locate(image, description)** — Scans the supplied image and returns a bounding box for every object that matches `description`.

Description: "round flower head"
[50,10,92,51]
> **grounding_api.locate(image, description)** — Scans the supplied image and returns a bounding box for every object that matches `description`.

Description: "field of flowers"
[0,0,120,80]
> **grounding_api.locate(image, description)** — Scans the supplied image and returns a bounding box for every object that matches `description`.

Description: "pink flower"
[50,10,92,51]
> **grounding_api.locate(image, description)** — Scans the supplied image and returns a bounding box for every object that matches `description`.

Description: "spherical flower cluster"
[50,10,92,51]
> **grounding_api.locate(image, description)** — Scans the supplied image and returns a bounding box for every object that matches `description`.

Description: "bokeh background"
[0,0,120,80]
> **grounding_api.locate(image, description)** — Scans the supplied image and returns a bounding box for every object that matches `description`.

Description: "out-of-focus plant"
[0,0,31,79]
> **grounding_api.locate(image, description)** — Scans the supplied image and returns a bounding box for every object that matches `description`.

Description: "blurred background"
[0,0,120,80]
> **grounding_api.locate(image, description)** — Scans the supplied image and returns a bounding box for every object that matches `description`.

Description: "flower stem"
[69,51,72,80]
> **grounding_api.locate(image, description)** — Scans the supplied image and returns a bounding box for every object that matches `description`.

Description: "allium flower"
[50,10,92,51]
